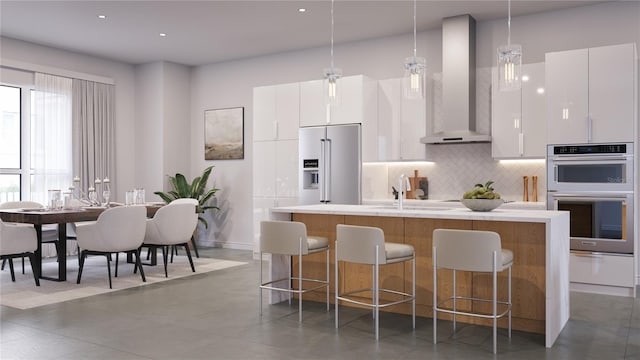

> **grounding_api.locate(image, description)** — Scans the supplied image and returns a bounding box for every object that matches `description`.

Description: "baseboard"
[571,282,636,297]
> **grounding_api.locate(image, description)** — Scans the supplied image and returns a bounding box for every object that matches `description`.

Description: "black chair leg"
[21,256,25,274]
[1,258,5,270]
[115,253,119,278]
[183,243,195,273]
[77,250,87,284]
[135,248,146,282]
[191,235,200,258]
[27,253,40,286]
[8,258,16,282]
[106,254,112,289]
[170,245,176,263]
[162,246,169,277]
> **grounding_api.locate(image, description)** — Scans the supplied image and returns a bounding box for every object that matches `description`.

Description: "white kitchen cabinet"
[546,43,636,144]
[253,82,300,141]
[570,252,635,296]
[377,78,426,161]
[275,140,298,198]
[252,141,276,197]
[491,62,546,159]
[299,75,378,162]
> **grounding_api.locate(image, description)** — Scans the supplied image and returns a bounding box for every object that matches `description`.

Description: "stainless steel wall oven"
[547,143,634,254]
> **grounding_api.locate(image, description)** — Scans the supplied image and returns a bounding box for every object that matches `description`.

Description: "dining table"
[0,204,161,282]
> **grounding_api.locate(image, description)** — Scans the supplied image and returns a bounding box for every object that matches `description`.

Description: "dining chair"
[168,198,201,259]
[0,219,40,286]
[0,201,59,274]
[76,205,147,289]
[141,200,198,277]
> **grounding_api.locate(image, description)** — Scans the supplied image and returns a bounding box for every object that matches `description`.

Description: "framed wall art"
[204,107,244,160]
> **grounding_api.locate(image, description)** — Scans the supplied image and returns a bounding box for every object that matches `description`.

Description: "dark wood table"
[0,205,160,281]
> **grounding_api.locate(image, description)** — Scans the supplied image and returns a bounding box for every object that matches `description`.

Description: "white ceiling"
[0,0,607,66]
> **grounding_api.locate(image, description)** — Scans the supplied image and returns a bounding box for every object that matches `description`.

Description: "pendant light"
[323,0,341,109]
[497,0,522,91]
[403,0,426,100]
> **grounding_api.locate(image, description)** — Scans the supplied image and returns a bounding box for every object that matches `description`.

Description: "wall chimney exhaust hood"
[421,15,491,144]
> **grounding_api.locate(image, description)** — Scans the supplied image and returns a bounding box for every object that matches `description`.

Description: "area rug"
[0,255,247,309]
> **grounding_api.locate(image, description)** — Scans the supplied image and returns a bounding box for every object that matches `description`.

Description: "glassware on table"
[48,189,62,210]
[134,188,145,205]
[63,191,73,209]
[88,187,97,205]
[102,190,111,206]
[125,190,134,205]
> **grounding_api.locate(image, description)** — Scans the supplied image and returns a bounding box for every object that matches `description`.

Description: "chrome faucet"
[398,174,411,210]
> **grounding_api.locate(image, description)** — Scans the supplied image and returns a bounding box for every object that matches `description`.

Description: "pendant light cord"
[507,0,511,46]
[330,0,335,69]
[413,0,417,57]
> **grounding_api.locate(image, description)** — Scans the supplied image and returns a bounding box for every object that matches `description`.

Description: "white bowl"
[460,198,504,212]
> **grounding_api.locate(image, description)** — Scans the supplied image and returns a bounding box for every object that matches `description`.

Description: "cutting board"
[406,170,427,199]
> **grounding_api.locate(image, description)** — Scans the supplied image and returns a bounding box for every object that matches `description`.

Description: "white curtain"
[72,79,115,200]
[32,73,73,206]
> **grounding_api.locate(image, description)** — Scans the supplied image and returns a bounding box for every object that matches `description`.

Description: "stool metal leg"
[453,269,457,333]
[433,247,437,345]
[298,238,303,323]
[493,251,497,354]
[374,245,379,340]
[412,254,416,329]
[259,252,263,317]
[335,241,339,329]
[508,266,512,338]
[326,248,330,312]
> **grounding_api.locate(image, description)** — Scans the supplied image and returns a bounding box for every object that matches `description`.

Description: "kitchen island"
[269,204,569,348]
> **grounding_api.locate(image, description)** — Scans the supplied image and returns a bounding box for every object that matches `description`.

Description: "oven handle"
[551,155,630,162]
[551,193,630,202]
[571,251,603,259]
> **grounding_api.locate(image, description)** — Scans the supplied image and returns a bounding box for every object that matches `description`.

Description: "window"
[0,85,24,201]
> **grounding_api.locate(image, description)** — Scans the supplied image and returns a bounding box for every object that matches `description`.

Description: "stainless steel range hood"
[421,15,491,144]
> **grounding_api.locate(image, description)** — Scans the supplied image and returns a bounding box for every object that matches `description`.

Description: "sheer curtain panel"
[72,79,115,200]
[32,73,73,205]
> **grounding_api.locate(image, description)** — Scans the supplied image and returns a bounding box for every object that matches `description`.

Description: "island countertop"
[269,203,570,348]
[271,203,564,223]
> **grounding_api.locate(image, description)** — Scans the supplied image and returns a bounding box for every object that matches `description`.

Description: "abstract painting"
[204,107,244,160]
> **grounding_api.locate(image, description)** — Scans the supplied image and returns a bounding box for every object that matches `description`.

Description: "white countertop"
[272,202,564,223]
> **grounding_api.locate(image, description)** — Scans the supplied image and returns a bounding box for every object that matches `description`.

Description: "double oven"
[547,143,634,254]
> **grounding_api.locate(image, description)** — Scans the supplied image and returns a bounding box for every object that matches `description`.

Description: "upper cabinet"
[253,82,300,142]
[491,62,546,159]
[546,43,636,144]
[377,78,426,161]
[299,75,378,162]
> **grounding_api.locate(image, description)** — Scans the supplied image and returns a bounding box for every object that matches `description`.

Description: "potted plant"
[154,166,219,228]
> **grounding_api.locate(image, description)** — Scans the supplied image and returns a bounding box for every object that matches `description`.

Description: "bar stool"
[259,220,330,322]
[432,228,513,354]
[335,224,415,340]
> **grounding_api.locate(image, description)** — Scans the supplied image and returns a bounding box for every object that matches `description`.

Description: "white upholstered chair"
[259,220,330,323]
[142,200,198,277]
[76,205,147,289]
[0,219,40,286]
[335,224,415,340]
[0,201,58,274]
[432,228,513,354]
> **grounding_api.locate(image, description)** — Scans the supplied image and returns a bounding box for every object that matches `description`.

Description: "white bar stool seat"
[432,228,513,354]
[259,220,330,323]
[335,224,415,340]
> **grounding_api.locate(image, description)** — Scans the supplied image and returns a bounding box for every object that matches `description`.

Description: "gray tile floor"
[1,248,639,359]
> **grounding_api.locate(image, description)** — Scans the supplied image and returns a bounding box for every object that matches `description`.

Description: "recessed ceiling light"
[97,15,106,19]
[537,87,545,94]
[521,75,530,82]
[159,33,167,37]
[298,8,306,13]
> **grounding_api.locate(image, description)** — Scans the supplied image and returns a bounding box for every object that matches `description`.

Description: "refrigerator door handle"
[320,139,326,202]
[325,138,332,203]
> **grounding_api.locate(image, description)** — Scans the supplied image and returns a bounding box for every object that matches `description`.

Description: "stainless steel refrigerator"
[299,124,361,205]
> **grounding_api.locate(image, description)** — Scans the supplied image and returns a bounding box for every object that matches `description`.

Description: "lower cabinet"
[290,213,546,334]
[570,252,635,295]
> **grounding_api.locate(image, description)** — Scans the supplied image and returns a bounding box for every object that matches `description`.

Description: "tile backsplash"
[363,143,546,202]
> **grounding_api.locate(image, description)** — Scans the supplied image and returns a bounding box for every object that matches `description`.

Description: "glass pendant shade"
[498,44,522,91]
[403,56,426,100]
[324,67,342,107]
